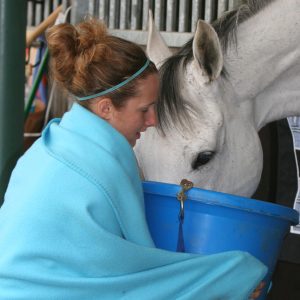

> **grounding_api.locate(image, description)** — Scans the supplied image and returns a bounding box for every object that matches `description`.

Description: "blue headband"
[77,59,150,101]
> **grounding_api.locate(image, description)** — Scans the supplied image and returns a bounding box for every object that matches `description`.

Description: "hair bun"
[76,19,107,54]
[46,23,77,57]
[46,17,152,100]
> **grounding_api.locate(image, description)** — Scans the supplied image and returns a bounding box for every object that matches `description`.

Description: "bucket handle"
[177,179,194,219]
[176,179,193,252]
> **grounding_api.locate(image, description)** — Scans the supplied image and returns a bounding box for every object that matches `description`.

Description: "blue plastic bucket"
[143,181,299,300]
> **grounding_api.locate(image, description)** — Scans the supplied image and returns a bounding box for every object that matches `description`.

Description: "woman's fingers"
[249,281,266,299]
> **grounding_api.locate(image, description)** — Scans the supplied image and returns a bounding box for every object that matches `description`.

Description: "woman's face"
[108,73,159,147]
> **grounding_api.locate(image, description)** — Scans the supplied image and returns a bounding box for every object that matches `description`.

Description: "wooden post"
[26,5,62,47]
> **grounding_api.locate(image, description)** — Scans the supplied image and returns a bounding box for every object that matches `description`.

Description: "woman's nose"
[145,108,157,127]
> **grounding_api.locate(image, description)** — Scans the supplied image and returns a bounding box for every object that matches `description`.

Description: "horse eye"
[192,151,215,170]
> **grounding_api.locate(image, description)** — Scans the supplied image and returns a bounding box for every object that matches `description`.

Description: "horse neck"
[224,0,300,129]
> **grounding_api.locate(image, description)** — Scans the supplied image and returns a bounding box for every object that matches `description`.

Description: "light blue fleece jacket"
[0,103,267,299]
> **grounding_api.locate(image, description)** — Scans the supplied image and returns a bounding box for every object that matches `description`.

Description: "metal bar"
[204,0,217,23]
[44,0,53,20]
[191,0,202,32]
[166,0,177,32]
[109,0,120,29]
[35,2,43,25]
[131,0,142,30]
[27,0,239,33]
[88,0,97,18]
[27,1,35,26]
[130,0,136,29]
[218,0,228,17]
[120,0,131,29]
[154,0,166,31]
[131,0,137,29]
[179,0,189,32]
[142,0,150,30]
[87,1,96,16]
[99,0,105,21]
[0,0,27,206]
[71,0,90,24]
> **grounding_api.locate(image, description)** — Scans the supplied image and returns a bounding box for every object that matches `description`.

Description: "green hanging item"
[24,47,49,122]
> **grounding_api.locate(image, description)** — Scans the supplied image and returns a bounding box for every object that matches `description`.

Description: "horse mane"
[157,0,275,132]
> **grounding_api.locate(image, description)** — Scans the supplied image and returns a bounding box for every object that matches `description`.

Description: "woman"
[0,18,266,299]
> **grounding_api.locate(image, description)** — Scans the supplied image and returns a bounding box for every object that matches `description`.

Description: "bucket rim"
[143,181,299,225]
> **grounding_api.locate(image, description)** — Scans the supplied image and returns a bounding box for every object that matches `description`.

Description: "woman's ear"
[95,98,114,120]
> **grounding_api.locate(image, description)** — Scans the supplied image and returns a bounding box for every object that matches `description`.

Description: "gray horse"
[135,0,300,198]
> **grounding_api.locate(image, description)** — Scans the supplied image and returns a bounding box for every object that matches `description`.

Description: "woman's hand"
[249,281,266,299]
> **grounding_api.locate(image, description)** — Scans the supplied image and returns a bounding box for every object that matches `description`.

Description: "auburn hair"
[46,18,157,107]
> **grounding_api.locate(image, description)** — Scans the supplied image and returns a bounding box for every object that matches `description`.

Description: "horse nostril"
[192,151,215,170]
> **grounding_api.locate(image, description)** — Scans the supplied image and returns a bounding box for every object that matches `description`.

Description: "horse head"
[135,1,300,197]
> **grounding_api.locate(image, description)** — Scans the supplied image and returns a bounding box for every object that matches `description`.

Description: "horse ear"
[147,10,172,67]
[193,20,223,82]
